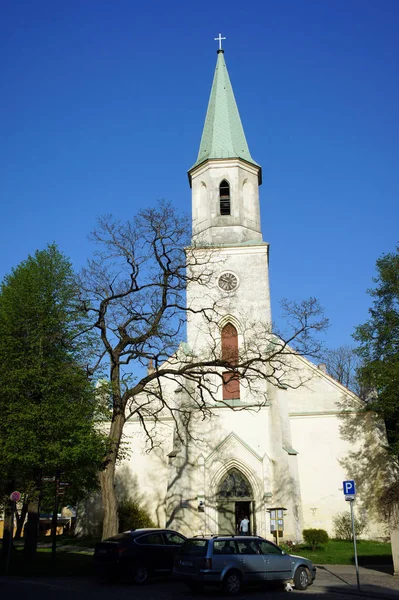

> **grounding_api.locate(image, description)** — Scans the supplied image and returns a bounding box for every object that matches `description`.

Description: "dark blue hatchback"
[94,528,186,583]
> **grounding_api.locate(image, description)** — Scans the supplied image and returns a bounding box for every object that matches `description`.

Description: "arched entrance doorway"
[216,468,254,534]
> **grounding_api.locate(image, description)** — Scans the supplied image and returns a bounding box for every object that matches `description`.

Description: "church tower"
[164,42,303,541]
[186,47,271,357]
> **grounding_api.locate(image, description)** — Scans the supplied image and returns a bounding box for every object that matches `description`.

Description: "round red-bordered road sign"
[10,491,21,502]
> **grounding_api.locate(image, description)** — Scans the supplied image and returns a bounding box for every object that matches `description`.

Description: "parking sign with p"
[343,480,356,498]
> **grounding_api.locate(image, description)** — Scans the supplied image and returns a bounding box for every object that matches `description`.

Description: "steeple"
[189,50,261,184]
[189,45,263,246]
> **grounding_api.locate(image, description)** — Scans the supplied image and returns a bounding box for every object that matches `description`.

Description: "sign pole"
[5,492,20,575]
[343,481,360,592]
[5,501,15,575]
[350,499,360,591]
[51,469,61,565]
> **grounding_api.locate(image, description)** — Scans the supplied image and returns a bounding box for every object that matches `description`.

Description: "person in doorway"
[239,515,249,535]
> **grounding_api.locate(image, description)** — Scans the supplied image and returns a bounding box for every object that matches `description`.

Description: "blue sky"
[1,0,398,350]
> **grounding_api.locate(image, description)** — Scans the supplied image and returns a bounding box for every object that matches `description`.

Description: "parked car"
[94,528,186,583]
[174,535,316,594]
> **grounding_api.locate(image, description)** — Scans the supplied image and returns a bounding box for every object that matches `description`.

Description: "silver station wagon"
[174,535,316,594]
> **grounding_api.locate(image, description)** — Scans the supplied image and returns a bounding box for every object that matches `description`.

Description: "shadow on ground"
[356,555,394,574]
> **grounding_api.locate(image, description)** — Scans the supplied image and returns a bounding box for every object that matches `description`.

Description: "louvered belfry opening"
[221,323,240,400]
[219,180,231,215]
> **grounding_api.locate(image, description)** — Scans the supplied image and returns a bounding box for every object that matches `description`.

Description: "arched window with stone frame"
[217,468,252,499]
[219,180,231,215]
[221,322,239,400]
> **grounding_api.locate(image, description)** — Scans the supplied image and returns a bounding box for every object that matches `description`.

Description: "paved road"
[1,574,399,600]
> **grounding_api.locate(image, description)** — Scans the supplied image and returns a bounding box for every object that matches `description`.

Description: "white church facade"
[103,48,380,542]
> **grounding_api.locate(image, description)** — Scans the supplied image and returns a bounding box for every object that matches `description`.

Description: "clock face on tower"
[218,272,238,292]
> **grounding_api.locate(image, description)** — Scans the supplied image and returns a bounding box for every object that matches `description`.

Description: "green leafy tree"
[354,245,399,457]
[0,244,106,557]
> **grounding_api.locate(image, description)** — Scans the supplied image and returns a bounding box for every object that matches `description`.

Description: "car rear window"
[179,539,208,556]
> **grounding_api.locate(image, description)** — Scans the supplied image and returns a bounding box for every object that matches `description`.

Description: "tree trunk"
[390,506,399,575]
[100,411,126,539]
[14,500,29,540]
[1,499,14,559]
[24,491,40,558]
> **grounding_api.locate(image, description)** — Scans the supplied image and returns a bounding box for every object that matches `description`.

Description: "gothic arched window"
[217,468,252,498]
[221,323,238,364]
[219,180,231,215]
[221,323,239,400]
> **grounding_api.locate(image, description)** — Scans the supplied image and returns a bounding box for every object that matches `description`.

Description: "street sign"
[10,491,21,502]
[42,476,56,483]
[343,480,356,496]
[58,482,70,487]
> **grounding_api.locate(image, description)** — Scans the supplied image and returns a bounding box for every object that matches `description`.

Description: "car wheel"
[294,566,309,591]
[222,570,242,595]
[130,562,149,584]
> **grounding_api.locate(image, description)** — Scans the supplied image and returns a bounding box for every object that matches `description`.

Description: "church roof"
[189,50,260,175]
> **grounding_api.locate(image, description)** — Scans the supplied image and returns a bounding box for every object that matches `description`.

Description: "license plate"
[181,560,193,567]
[98,549,107,554]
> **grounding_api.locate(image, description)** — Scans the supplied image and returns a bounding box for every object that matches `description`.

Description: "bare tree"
[321,345,365,396]
[79,201,328,539]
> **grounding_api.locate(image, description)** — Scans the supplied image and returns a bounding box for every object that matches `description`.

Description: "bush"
[332,511,366,541]
[302,528,329,550]
[118,499,156,532]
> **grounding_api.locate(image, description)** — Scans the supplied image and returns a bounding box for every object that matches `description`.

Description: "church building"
[112,46,377,542]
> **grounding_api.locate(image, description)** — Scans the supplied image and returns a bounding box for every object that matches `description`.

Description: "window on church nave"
[219,180,231,215]
[217,468,252,498]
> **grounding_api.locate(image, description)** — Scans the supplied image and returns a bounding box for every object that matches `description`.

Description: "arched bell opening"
[219,180,231,215]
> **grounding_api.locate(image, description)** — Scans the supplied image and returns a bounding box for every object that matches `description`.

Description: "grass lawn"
[1,547,94,577]
[282,539,393,566]
[0,536,98,577]
[55,534,99,549]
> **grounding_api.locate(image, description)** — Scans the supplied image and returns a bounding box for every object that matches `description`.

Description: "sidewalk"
[313,564,399,598]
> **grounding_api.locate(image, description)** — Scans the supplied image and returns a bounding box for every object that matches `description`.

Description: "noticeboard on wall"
[269,509,284,532]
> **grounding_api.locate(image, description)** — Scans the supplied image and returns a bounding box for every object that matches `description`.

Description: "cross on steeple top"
[214,33,226,51]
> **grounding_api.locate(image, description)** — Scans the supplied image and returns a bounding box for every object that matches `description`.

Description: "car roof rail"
[210,534,264,539]
[189,533,264,540]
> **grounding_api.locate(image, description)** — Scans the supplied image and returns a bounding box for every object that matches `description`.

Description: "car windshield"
[179,539,208,556]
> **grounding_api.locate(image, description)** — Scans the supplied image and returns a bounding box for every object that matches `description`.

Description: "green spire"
[190,50,260,173]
